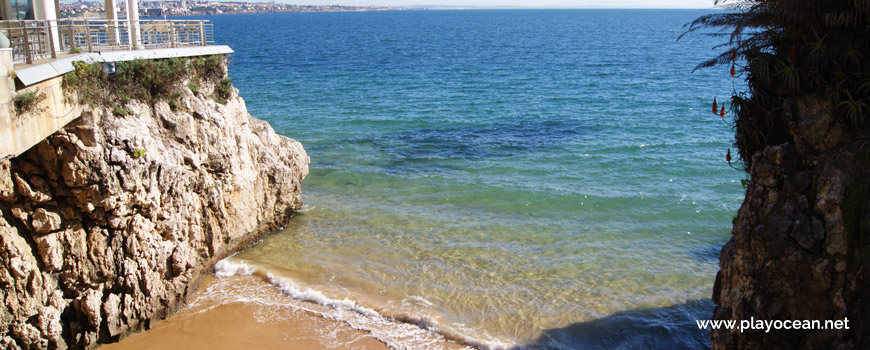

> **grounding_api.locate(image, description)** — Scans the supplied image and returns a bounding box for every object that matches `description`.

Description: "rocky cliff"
[0,56,309,349]
[711,95,870,349]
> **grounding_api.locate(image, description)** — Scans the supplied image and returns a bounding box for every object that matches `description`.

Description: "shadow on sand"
[515,299,713,350]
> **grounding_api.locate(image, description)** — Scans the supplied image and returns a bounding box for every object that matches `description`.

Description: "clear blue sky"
[69,0,720,9]
[285,0,718,8]
[62,0,719,8]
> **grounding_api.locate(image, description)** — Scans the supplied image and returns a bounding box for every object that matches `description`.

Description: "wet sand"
[100,275,388,350]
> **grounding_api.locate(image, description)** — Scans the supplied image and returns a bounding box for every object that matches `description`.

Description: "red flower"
[726,149,732,164]
[730,64,736,77]
[730,50,736,62]
[713,97,718,115]
[790,47,796,58]
[720,105,726,119]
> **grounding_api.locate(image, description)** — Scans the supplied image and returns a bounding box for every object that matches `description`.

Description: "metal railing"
[0,20,54,64]
[0,19,214,64]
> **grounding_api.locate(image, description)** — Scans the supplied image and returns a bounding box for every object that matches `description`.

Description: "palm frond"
[684,0,870,170]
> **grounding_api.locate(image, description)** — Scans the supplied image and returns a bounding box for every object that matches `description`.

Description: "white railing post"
[126,0,143,49]
[21,21,32,64]
[85,19,93,52]
[169,21,176,48]
[36,0,61,55]
[105,0,121,47]
[200,21,207,46]
[67,20,76,53]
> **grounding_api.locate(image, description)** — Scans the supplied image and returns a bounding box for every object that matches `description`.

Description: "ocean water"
[200,9,743,349]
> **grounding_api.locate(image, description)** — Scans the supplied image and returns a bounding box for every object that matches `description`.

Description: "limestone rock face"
[711,95,870,349]
[0,74,308,349]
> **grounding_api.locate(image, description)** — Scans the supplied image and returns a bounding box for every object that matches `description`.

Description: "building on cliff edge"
[0,0,232,160]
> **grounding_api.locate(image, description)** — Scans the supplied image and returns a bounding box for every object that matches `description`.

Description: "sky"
[273,0,717,8]
[360,0,717,8]
[63,0,720,10]
[92,0,723,9]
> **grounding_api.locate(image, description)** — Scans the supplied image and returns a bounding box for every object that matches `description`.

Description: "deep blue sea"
[195,9,742,349]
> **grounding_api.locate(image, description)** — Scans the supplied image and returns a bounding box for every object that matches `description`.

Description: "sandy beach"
[100,275,389,350]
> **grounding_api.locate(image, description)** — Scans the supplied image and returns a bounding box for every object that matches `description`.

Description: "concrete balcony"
[1,18,216,65]
[0,18,233,160]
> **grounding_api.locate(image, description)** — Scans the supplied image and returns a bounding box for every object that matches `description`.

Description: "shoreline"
[101,267,479,350]
[100,275,391,350]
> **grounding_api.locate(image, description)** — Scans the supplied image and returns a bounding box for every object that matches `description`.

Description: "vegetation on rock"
[214,78,233,105]
[685,2,870,349]
[62,55,233,110]
[0,57,307,349]
[683,0,870,168]
[12,90,45,115]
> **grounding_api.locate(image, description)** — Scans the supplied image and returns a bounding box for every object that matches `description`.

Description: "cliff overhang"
[0,54,309,349]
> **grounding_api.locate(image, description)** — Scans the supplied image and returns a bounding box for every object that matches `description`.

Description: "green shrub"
[13,90,45,115]
[62,55,228,111]
[214,78,233,105]
[113,107,132,116]
[187,80,200,95]
[63,60,108,106]
[168,96,187,112]
[684,0,870,165]
[191,54,225,82]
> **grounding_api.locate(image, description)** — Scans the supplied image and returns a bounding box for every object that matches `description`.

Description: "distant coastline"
[58,1,715,18]
[59,1,410,18]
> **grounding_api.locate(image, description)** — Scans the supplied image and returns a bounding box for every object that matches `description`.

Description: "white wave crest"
[213,258,257,277]
[266,274,381,318]
[210,259,511,349]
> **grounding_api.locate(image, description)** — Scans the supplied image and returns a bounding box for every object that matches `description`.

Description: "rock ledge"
[0,63,309,349]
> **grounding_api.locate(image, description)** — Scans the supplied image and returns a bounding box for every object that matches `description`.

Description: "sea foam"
[213,258,257,277]
[210,257,513,350]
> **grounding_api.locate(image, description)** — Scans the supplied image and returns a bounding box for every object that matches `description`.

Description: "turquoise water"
[203,9,742,349]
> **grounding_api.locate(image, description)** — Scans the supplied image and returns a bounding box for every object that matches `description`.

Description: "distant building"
[0,0,145,51]
[145,8,163,17]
